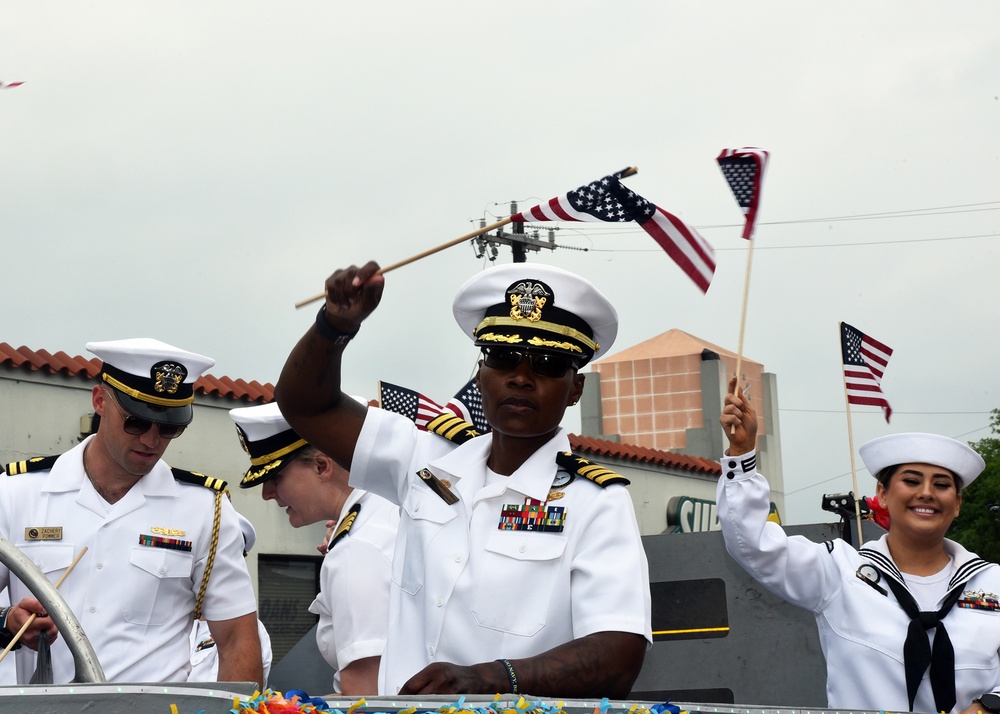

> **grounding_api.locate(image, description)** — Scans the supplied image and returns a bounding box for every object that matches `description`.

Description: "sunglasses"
[481,347,578,379]
[103,389,187,440]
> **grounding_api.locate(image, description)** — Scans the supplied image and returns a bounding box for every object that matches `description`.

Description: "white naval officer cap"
[230,396,369,489]
[452,263,618,365]
[860,432,986,489]
[230,402,310,489]
[87,338,215,426]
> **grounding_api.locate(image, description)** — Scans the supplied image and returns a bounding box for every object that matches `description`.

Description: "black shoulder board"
[426,414,481,445]
[329,503,362,551]
[555,451,630,488]
[171,467,228,493]
[5,455,60,476]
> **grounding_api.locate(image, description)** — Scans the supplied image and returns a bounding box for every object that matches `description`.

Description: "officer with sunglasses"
[0,338,263,688]
[276,261,651,698]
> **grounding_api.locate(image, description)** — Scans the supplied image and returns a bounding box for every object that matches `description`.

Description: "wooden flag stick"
[293,217,514,309]
[731,237,756,433]
[0,546,88,664]
[841,338,865,546]
[294,167,641,309]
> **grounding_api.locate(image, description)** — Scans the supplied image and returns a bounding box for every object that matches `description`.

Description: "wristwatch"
[975,693,1000,713]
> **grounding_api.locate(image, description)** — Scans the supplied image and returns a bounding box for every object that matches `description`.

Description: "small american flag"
[841,322,893,422]
[717,148,769,239]
[378,381,446,430]
[444,379,491,434]
[510,168,716,293]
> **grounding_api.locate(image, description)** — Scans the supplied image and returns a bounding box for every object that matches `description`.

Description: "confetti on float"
[166,689,689,714]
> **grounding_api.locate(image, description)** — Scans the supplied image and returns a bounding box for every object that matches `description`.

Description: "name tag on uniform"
[417,468,459,505]
[25,527,63,541]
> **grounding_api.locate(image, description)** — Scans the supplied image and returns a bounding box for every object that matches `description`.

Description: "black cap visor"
[113,389,194,426]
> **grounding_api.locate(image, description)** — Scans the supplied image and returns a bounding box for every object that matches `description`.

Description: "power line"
[583,231,998,251]
[780,408,992,416]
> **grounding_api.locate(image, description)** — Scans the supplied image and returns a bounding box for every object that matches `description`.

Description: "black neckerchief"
[877,568,964,713]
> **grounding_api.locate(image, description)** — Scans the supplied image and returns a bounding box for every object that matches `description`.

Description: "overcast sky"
[2,2,998,524]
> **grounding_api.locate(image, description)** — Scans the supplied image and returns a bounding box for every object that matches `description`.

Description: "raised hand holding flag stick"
[717,148,769,432]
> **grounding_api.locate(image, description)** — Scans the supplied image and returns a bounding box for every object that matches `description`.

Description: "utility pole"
[472,201,558,263]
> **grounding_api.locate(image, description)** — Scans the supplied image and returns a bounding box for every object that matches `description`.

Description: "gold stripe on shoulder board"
[555,452,630,488]
[5,455,60,476]
[427,414,480,444]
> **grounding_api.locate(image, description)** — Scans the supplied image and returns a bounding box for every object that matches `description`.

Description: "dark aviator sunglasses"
[481,347,579,379]
[103,389,187,440]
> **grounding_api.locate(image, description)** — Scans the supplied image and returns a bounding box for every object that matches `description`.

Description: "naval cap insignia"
[152,361,187,394]
[508,280,553,323]
[236,426,250,454]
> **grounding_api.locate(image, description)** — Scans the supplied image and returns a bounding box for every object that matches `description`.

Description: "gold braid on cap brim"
[102,373,195,407]
[249,438,309,467]
[475,317,598,354]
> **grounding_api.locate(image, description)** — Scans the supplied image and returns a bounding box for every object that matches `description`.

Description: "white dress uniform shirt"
[718,449,1000,713]
[0,437,258,684]
[350,408,652,696]
[188,618,273,685]
[308,488,398,693]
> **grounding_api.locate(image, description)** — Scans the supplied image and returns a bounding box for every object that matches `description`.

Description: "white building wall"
[0,369,325,600]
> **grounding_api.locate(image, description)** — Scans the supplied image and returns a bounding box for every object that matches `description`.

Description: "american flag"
[378,381,446,429]
[510,168,716,293]
[840,322,893,422]
[444,378,491,434]
[379,378,492,434]
[717,148,769,239]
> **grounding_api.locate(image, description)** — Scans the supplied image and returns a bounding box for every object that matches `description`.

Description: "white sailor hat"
[452,263,618,365]
[87,338,215,426]
[237,513,257,554]
[229,402,310,489]
[860,432,986,489]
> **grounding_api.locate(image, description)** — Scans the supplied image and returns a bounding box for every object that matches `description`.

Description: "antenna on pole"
[472,201,565,263]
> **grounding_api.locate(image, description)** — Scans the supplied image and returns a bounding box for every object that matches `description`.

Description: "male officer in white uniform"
[275,261,652,698]
[231,401,397,695]
[0,338,262,686]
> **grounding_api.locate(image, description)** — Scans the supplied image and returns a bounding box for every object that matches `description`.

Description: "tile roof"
[568,434,720,476]
[1,343,718,475]
[0,342,274,404]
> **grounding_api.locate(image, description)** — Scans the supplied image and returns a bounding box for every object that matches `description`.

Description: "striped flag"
[510,168,716,293]
[443,378,491,434]
[379,378,492,434]
[840,322,893,422]
[717,148,769,239]
[378,381,446,430]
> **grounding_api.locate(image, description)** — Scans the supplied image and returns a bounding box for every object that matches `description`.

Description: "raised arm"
[399,631,646,699]
[275,262,385,470]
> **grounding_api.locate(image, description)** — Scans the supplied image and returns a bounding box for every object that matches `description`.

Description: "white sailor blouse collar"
[859,533,988,590]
